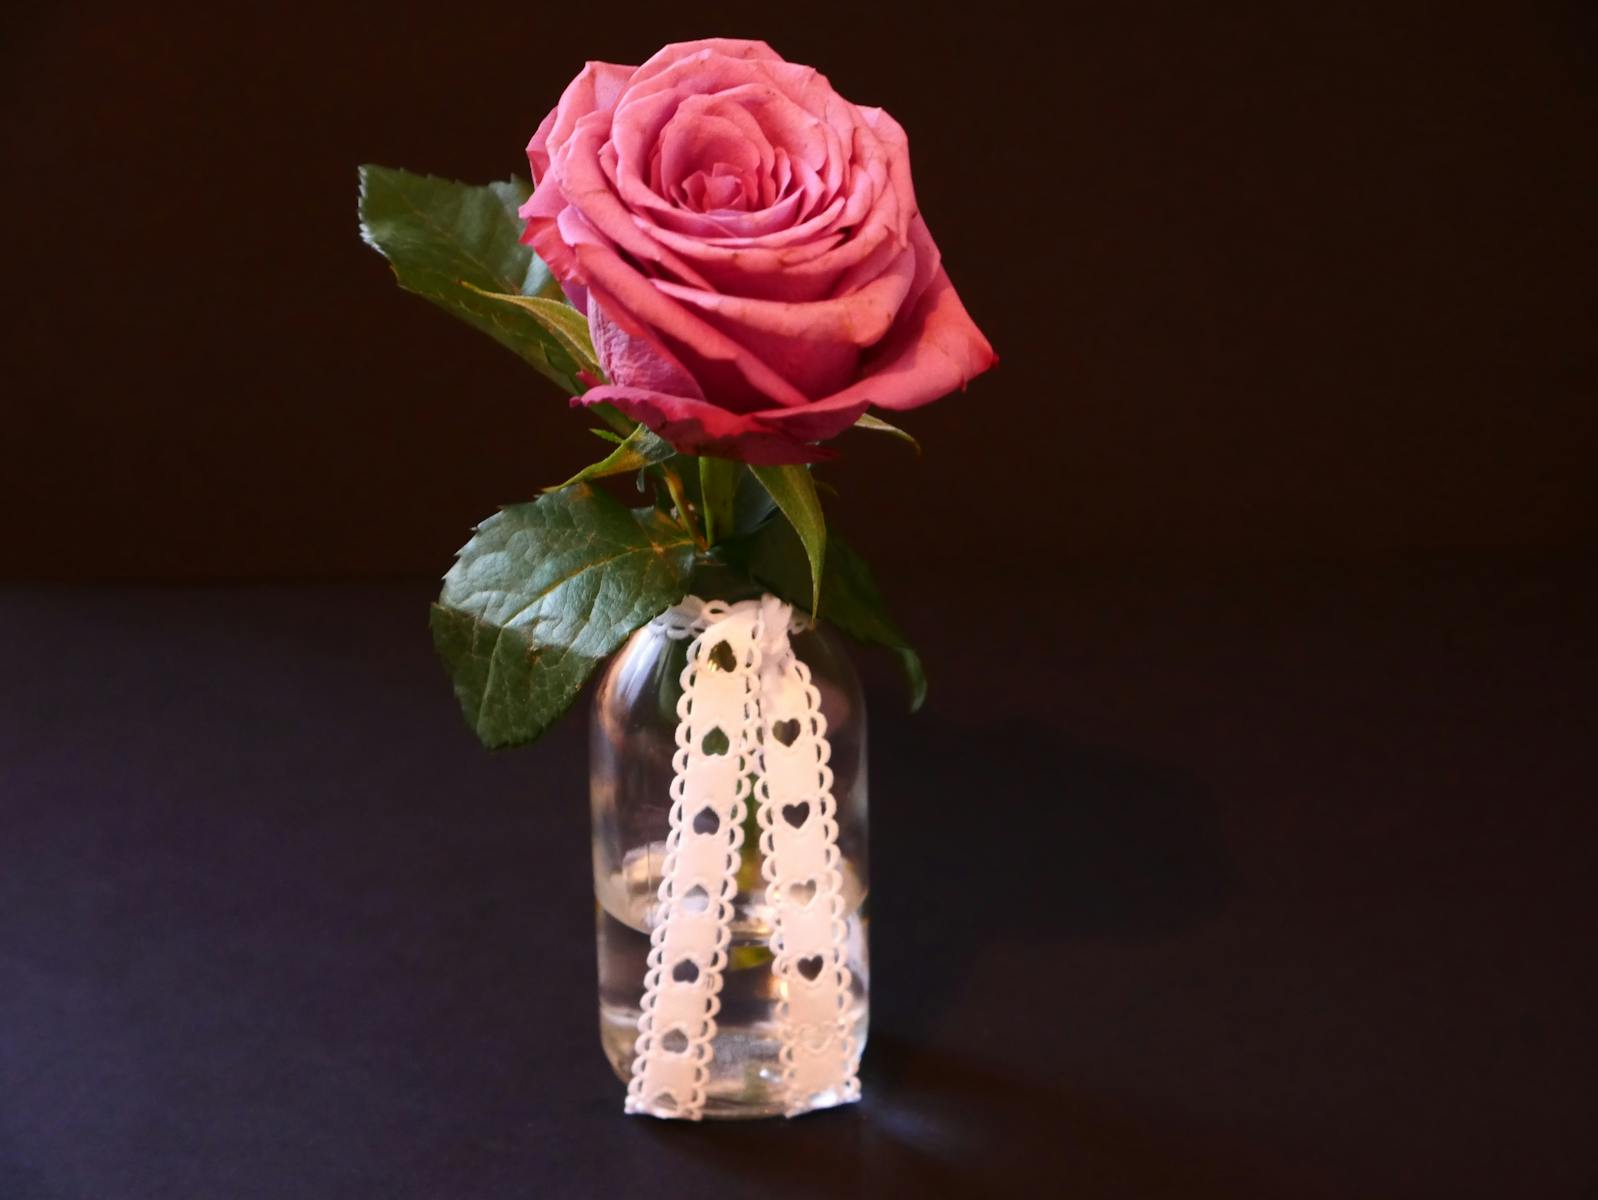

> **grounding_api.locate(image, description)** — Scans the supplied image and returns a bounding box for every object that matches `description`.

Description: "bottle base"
[600,1003,865,1119]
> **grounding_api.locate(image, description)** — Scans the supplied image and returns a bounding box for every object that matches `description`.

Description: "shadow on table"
[634,1037,1296,1198]
[870,713,1238,1040]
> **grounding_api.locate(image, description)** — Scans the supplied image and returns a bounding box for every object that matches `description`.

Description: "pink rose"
[520,38,997,464]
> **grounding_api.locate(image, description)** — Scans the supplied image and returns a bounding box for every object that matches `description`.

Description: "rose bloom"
[520,38,996,464]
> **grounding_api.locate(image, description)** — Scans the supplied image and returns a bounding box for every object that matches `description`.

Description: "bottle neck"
[683,556,768,606]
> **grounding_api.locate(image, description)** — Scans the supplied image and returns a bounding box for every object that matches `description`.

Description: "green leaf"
[459,283,600,378]
[431,486,697,748]
[357,164,585,393]
[853,413,922,454]
[726,519,927,710]
[548,424,676,490]
[749,465,826,614]
[698,457,743,546]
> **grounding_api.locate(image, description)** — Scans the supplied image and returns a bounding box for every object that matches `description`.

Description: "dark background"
[5,2,1593,580]
[3,3,1596,1198]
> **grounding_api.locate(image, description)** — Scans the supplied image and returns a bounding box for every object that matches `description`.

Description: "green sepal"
[548,424,676,491]
[853,413,922,454]
[749,465,826,615]
[698,457,743,546]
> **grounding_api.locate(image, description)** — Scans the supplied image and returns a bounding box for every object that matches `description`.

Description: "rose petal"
[627,39,786,87]
[574,242,811,409]
[640,202,884,301]
[792,215,997,413]
[518,178,579,284]
[652,239,914,346]
[553,115,715,291]
[644,186,808,243]
[587,303,703,399]
[575,384,833,464]
[657,95,772,194]
[528,60,634,180]
[746,394,871,442]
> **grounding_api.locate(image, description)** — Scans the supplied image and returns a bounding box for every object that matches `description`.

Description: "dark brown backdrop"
[4,2,1593,583]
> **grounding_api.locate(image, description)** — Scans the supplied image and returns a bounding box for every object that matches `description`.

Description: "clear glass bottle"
[589,567,869,1118]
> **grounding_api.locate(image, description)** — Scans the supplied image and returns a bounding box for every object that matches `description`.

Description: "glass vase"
[589,569,869,1118]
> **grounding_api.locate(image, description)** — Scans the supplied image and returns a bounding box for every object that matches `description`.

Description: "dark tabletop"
[2,557,1594,1199]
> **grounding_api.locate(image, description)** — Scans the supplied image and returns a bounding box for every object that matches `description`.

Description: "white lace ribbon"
[624,594,861,1120]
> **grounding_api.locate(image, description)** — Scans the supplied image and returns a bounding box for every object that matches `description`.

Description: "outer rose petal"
[743,395,871,442]
[518,176,578,284]
[652,240,915,345]
[627,39,787,86]
[572,241,811,410]
[527,60,634,180]
[789,218,998,415]
[587,303,703,399]
[576,385,841,465]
